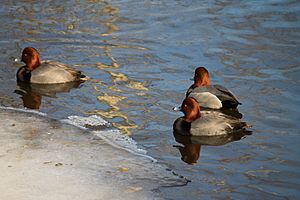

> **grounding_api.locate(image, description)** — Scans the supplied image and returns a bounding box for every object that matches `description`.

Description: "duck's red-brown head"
[181,97,201,122]
[21,47,41,71]
[193,66,210,87]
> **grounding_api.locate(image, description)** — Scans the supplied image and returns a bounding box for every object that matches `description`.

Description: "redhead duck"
[173,97,250,136]
[186,67,241,109]
[16,47,88,84]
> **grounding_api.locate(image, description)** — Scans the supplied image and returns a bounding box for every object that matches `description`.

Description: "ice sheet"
[0,107,187,200]
[63,115,150,159]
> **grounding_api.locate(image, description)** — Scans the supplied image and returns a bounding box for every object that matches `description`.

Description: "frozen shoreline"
[0,107,187,200]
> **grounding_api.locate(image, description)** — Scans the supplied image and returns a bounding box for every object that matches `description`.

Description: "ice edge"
[62,115,157,163]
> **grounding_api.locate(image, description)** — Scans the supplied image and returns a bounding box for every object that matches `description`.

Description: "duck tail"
[76,71,89,82]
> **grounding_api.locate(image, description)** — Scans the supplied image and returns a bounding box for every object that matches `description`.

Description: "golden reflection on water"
[126,80,148,91]
[90,90,138,135]
[91,57,148,135]
[85,1,149,135]
[99,4,120,36]
[90,66,148,135]
[91,74,148,135]
[108,71,128,83]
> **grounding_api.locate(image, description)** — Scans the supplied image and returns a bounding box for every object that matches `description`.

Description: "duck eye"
[24,53,27,57]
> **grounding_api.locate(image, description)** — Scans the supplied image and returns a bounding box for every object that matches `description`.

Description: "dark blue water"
[0,0,300,199]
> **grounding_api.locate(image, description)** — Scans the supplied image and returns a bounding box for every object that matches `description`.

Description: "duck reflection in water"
[173,130,252,165]
[15,81,83,109]
[174,142,201,165]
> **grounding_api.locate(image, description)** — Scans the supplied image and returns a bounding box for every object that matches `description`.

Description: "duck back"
[190,111,248,136]
[30,61,85,84]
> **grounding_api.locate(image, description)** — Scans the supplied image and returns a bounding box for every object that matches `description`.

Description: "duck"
[16,47,88,84]
[186,66,241,109]
[173,97,250,136]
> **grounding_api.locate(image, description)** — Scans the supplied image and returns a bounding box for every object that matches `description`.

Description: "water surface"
[0,0,300,199]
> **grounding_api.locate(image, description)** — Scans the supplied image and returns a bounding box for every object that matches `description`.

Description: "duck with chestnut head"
[173,97,250,136]
[17,47,88,84]
[186,67,241,109]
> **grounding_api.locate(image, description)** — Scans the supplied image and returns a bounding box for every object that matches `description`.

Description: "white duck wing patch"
[188,92,222,109]
[190,85,241,106]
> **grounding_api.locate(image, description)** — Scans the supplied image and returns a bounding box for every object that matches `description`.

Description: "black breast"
[173,117,192,135]
[17,67,31,82]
